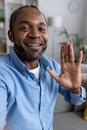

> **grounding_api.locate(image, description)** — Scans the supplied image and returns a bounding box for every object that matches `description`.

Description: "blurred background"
[0,0,87,63]
[38,0,87,63]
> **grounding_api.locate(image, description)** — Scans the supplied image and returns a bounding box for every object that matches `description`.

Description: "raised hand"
[48,42,83,93]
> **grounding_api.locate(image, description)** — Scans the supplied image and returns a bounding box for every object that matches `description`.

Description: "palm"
[48,42,83,89]
[59,62,81,88]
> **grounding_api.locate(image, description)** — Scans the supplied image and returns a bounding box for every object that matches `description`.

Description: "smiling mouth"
[26,43,43,47]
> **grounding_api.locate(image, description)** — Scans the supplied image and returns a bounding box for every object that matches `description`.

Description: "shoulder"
[0,54,13,76]
[0,55,15,91]
[0,53,10,64]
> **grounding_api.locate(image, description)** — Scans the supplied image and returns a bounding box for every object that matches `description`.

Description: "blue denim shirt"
[0,49,86,130]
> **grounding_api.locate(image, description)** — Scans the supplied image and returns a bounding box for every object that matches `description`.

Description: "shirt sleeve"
[70,86,86,105]
[49,58,86,105]
[0,75,8,130]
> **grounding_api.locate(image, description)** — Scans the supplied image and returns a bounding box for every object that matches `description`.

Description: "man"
[0,5,86,130]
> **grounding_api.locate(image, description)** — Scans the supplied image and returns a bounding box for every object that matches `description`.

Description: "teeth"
[27,44,40,46]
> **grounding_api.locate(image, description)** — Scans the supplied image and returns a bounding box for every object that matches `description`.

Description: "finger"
[68,43,74,63]
[77,50,83,64]
[48,69,60,82]
[65,42,70,62]
[60,45,65,64]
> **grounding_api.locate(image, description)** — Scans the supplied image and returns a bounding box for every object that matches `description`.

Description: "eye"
[19,26,30,31]
[39,27,46,33]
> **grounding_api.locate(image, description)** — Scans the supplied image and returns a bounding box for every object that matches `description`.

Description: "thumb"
[48,69,60,82]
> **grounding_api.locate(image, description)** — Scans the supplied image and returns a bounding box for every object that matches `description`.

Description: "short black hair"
[9,5,47,31]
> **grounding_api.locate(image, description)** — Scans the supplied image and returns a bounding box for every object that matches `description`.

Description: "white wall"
[38,0,87,62]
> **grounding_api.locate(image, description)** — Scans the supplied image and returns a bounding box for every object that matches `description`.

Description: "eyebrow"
[18,21,47,26]
[18,21,31,25]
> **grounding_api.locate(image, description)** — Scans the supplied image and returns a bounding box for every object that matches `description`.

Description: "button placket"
[40,87,46,111]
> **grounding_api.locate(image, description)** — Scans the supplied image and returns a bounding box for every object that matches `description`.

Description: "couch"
[53,64,87,130]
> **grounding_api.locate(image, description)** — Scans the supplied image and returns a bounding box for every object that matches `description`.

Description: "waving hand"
[48,42,83,93]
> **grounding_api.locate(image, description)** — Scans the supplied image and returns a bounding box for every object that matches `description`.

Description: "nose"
[28,27,41,38]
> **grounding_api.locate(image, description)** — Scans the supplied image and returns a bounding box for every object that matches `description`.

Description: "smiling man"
[0,5,86,130]
[8,5,48,69]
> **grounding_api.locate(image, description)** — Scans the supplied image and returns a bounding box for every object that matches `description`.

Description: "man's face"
[9,7,48,62]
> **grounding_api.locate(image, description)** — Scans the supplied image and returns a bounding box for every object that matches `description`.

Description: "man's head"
[8,5,48,62]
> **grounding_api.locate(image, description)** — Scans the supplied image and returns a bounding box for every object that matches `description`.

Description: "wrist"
[70,87,81,94]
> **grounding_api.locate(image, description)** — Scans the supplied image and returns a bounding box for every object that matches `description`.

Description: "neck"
[23,60,39,70]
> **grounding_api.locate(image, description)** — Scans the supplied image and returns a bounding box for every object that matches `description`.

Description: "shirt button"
[42,91,44,95]
[33,78,37,81]
[41,106,44,111]
[43,122,46,126]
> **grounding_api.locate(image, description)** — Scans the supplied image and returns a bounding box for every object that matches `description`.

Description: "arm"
[0,76,8,130]
[48,42,86,104]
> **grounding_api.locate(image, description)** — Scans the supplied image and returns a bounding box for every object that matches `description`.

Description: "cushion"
[54,93,73,114]
[53,112,87,130]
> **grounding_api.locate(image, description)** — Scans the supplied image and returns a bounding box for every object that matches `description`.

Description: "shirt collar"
[9,48,51,74]
[10,48,28,74]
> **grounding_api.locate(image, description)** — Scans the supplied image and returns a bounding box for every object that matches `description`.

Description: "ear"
[8,30,14,42]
